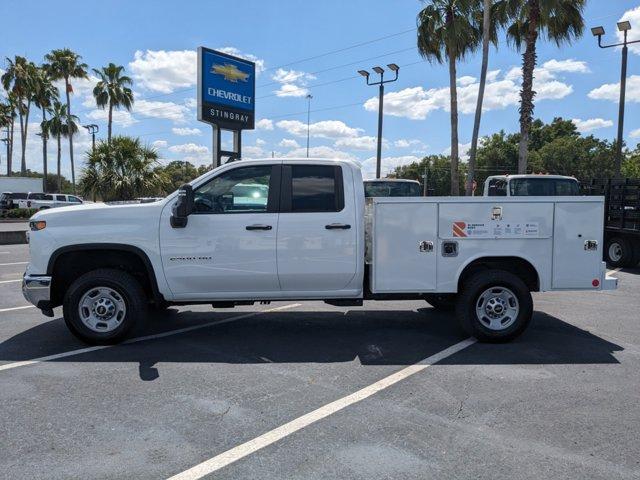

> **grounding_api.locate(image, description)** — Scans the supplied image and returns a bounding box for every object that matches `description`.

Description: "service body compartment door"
[371,201,437,292]
[552,201,604,289]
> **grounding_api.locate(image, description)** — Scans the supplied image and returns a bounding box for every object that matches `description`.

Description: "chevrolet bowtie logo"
[211,63,250,83]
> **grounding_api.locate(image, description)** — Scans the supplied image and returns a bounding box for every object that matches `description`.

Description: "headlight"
[29,220,46,231]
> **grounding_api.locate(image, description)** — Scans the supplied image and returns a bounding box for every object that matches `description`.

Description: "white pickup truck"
[23,158,616,345]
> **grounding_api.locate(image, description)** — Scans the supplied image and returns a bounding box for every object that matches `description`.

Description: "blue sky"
[1,0,639,179]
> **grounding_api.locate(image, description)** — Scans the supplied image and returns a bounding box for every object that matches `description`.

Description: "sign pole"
[212,125,221,169]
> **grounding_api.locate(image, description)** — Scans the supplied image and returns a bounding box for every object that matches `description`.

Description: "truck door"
[276,164,357,292]
[552,201,604,289]
[159,164,281,298]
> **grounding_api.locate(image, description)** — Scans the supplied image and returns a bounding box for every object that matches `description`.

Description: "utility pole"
[422,164,428,196]
[306,94,312,158]
[591,21,639,177]
[83,124,99,152]
[358,64,399,178]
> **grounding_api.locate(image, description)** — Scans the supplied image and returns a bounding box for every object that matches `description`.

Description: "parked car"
[0,192,29,210]
[483,174,580,197]
[18,193,84,210]
[23,159,616,345]
[364,178,422,197]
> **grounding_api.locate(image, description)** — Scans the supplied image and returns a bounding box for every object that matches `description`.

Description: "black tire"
[424,293,457,311]
[605,236,635,268]
[63,268,147,345]
[455,270,533,343]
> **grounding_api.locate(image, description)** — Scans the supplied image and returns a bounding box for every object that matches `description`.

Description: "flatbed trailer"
[584,178,640,268]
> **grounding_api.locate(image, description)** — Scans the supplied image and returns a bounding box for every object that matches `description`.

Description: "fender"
[47,243,164,302]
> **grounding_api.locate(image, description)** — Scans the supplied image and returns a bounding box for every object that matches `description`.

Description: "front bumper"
[22,274,52,309]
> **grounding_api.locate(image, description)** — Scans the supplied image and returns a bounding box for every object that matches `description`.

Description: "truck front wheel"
[456,270,533,343]
[63,268,147,345]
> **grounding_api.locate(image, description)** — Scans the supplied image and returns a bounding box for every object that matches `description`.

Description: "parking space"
[0,244,639,479]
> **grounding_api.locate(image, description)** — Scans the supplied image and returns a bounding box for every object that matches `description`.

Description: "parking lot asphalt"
[0,244,638,480]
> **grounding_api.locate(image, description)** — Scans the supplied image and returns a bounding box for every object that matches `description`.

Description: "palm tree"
[0,97,16,175]
[2,56,38,174]
[32,67,59,186]
[417,0,481,195]
[81,136,167,201]
[466,0,497,195]
[92,63,134,144]
[44,49,88,191]
[45,100,78,192]
[501,0,585,173]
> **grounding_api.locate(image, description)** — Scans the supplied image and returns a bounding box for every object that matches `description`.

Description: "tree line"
[392,117,640,195]
[417,0,591,195]
[0,49,136,193]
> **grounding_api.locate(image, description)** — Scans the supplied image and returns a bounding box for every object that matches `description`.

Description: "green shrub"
[2,208,38,219]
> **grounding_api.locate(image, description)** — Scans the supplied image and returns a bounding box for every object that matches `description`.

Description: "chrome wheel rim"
[608,243,623,262]
[78,287,126,333]
[475,286,519,331]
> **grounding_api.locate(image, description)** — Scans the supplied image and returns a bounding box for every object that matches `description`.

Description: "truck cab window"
[193,165,273,214]
[488,179,507,196]
[288,165,343,212]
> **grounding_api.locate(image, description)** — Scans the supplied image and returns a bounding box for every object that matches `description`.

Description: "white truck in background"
[23,159,616,345]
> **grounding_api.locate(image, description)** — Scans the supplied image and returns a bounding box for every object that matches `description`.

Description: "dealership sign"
[197,47,255,130]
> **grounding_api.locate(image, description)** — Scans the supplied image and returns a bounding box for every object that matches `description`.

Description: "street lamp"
[305,94,313,158]
[82,124,99,152]
[592,21,640,177]
[358,64,399,178]
[0,137,10,176]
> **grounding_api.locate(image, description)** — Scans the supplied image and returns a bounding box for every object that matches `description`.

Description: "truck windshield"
[509,178,579,196]
[364,181,421,197]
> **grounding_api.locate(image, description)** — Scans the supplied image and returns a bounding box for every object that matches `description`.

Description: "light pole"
[0,136,10,176]
[305,94,313,158]
[83,124,99,152]
[591,21,640,177]
[358,64,399,179]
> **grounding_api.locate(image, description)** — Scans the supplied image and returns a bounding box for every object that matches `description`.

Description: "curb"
[0,231,28,245]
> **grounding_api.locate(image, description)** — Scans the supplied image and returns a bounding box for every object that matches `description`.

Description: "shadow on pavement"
[0,306,623,382]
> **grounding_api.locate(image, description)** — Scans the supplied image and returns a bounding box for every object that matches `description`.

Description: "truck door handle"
[325,223,351,230]
[246,224,272,231]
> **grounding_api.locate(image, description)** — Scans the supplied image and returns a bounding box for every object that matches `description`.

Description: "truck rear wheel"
[63,268,147,345]
[605,236,636,268]
[455,270,533,343]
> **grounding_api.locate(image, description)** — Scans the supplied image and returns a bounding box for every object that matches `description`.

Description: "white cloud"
[168,143,209,155]
[134,99,189,124]
[276,119,362,139]
[274,84,309,97]
[172,127,202,136]
[129,48,264,94]
[442,142,472,161]
[571,118,614,133]
[630,128,640,139]
[279,138,300,149]
[588,75,640,103]
[129,50,197,93]
[358,155,421,180]
[458,76,476,86]
[271,68,315,98]
[394,139,424,148]
[255,118,274,130]
[86,108,137,127]
[335,135,386,151]
[243,145,266,158]
[152,140,168,149]
[618,7,640,55]
[184,98,197,109]
[255,138,266,146]
[284,145,356,160]
[368,59,586,120]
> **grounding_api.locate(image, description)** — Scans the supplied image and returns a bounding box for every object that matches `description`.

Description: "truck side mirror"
[170,184,194,228]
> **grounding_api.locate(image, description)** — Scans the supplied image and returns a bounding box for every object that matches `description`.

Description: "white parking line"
[166,337,477,480]
[0,303,301,373]
[0,262,28,266]
[0,305,34,313]
[0,279,21,284]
